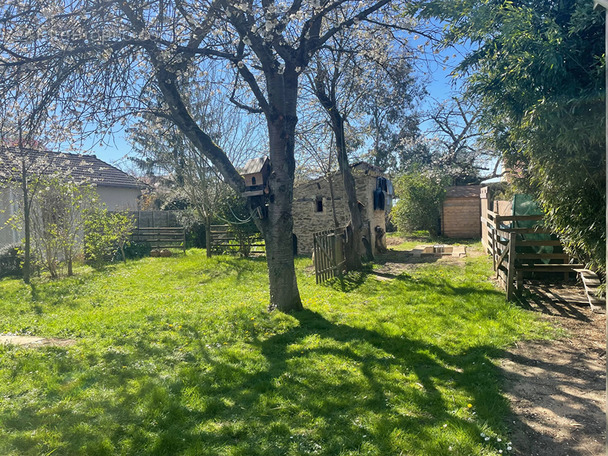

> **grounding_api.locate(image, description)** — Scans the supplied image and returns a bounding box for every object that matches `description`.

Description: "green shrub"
[0,244,22,278]
[392,172,448,236]
[122,241,152,259]
[84,207,135,268]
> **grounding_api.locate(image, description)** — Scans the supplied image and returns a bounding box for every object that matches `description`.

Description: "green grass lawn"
[0,244,555,455]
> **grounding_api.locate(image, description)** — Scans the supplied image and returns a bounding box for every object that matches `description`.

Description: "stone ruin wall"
[292,172,386,256]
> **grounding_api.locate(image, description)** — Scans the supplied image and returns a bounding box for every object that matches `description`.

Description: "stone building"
[292,162,392,256]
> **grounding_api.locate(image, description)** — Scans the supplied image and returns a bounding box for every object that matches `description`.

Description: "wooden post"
[516,270,523,296]
[334,230,343,278]
[312,234,319,285]
[506,231,516,300]
[493,215,502,271]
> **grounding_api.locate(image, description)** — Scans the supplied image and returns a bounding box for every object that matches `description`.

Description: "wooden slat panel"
[517,240,562,247]
[496,215,543,222]
[516,264,584,272]
[313,227,346,284]
[516,253,570,260]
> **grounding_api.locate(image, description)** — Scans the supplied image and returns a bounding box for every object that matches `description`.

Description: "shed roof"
[242,156,269,175]
[0,147,142,189]
[351,161,384,175]
[446,185,481,199]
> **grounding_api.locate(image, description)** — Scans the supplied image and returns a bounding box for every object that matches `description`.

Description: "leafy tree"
[392,171,448,236]
[0,147,65,283]
[418,0,605,271]
[129,72,263,258]
[31,176,97,277]
[83,207,135,269]
[303,15,423,266]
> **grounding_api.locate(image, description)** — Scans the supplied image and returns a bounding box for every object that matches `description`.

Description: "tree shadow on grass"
[2,300,589,456]
[1,302,520,456]
[513,283,592,322]
[323,252,443,293]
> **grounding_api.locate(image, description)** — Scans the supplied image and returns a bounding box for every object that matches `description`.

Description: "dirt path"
[379,241,606,454]
[0,335,75,347]
[502,282,606,456]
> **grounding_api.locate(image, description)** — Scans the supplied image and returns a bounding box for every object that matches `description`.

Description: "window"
[315,196,323,212]
[251,176,257,186]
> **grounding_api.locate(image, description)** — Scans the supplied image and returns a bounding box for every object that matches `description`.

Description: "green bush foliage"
[83,207,135,268]
[30,177,97,278]
[420,0,606,272]
[0,244,22,278]
[392,172,448,236]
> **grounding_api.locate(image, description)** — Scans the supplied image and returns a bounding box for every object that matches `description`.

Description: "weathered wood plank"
[574,269,606,313]
[495,215,543,222]
[517,240,562,247]
[497,227,552,236]
[506,232,516,300]
[516,253,570,260]
[516,264,584,272]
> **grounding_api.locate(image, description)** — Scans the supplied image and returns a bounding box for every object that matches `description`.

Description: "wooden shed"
[441,185,481,238]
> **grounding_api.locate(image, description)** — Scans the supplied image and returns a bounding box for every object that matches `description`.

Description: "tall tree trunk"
[205,213,212,258]
[259,201,302,312]
[153,61,303,313]
[314,76,365,269]
[257,126,302,311]
[335,118,366,270]
[21,158,31,284]
[257,75,303,312]
[327,175,340,228]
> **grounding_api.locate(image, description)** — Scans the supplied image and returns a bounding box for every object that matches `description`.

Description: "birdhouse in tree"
[241,156,271,197]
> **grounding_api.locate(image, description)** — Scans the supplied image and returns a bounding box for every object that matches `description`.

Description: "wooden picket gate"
[313,227,346,284]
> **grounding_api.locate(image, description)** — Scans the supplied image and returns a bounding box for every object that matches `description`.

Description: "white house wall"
[95,186,141,210]
[0,185,140,249]
[0,187,22,249]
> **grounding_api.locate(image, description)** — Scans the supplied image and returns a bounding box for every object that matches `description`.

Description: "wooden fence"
[209,225,265,256]
[313,227,346,284]
[482,210,583,299]
[127,211,186,251]
[130,227,186,251]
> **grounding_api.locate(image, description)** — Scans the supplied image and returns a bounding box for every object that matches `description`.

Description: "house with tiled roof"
[0,148,143,248]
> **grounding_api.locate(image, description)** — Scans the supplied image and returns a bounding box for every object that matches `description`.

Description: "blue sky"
[93,43,466,169]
